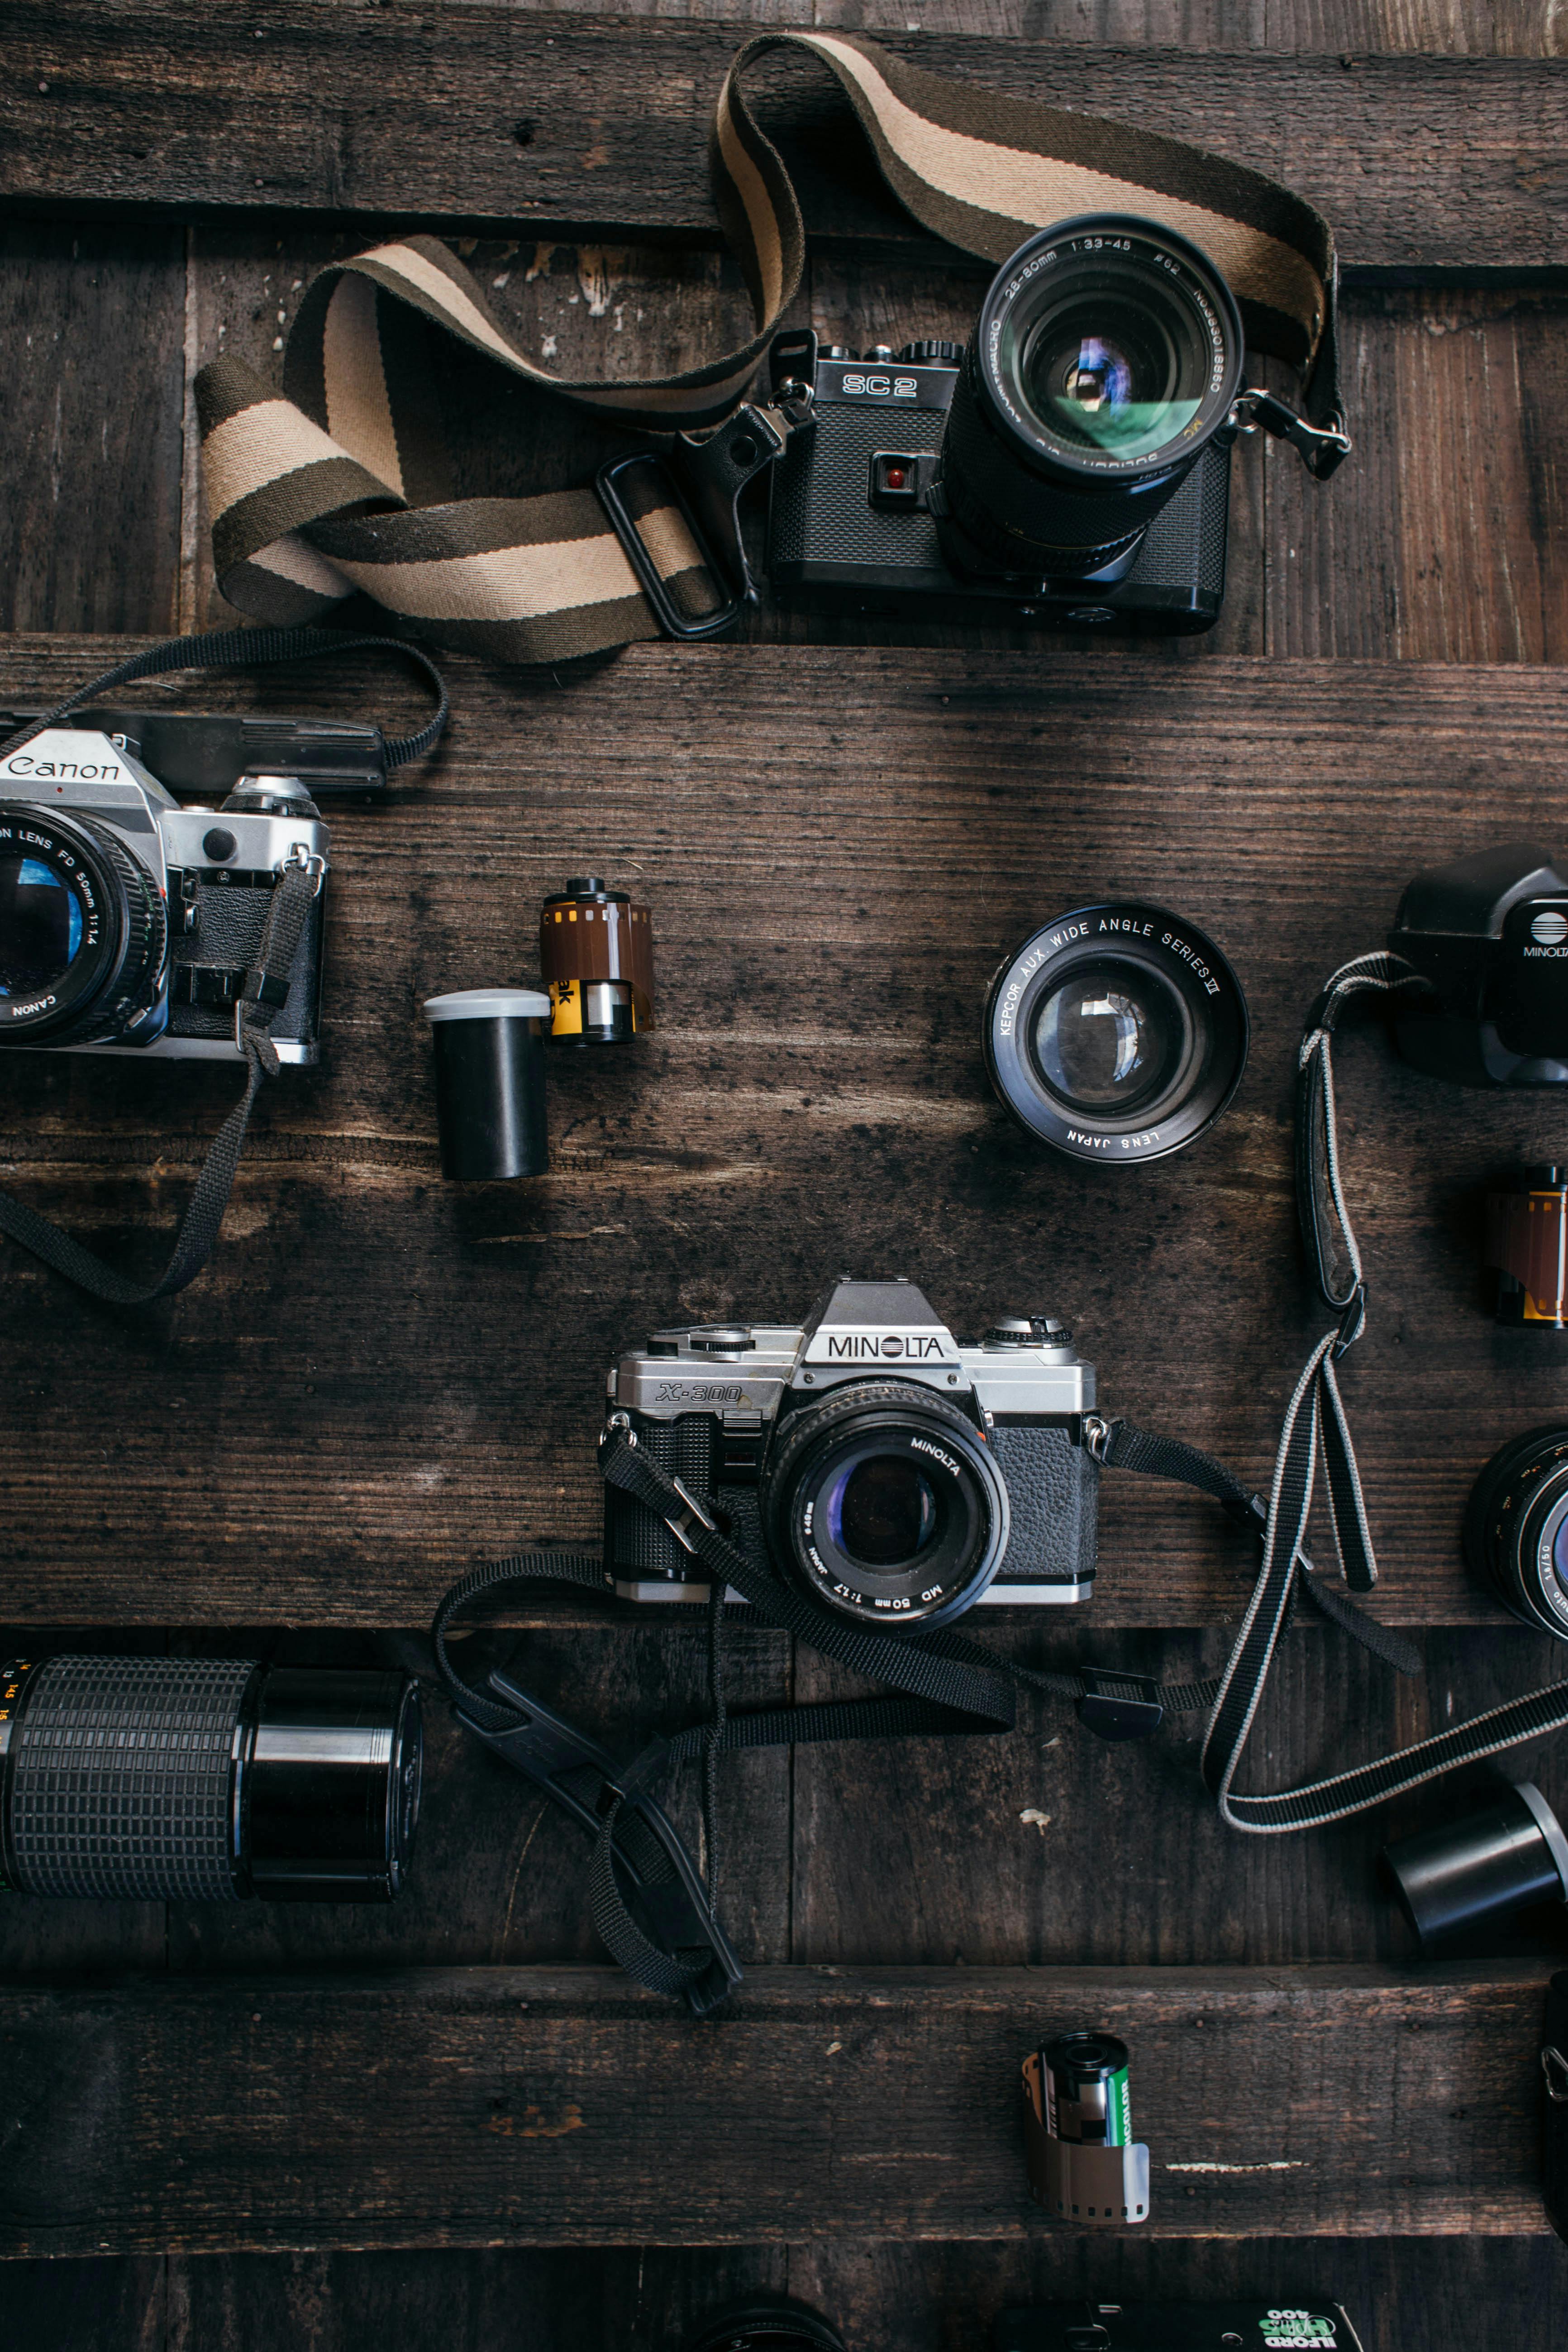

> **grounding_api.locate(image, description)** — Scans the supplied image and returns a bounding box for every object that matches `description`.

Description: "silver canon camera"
[605,1277,1101,1631]
[0,727,328,1061]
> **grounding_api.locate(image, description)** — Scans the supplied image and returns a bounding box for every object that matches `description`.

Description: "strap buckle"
[1331,1282,1367,1359]
[1544,2043,1568,2103]
[1076,1669,1163,1742]
[282,842,328,897]
[1231,387,1352,479]
[662,1474,720,1556]
[1082,1412,1122,1466]
[596,402,787,641]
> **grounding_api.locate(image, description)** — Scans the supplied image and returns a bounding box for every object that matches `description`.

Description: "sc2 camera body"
[766,216,1244,635]
[605,1277,1099,1631]
[0,726,328,1063]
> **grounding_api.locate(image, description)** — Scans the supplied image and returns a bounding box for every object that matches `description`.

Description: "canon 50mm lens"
[0,1654,422,1902]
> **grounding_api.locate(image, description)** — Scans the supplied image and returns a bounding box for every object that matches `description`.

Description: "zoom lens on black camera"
[605,1278,1098,1628]
[768,215,1248,634]
[0,728,328,1061]
[0,1655,422,1902]
[1464,1426,1568,1641]
[984,902,1248,1165]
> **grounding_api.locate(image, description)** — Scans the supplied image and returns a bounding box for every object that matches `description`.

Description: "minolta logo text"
[1525,907,1568,957]
[824,1332,948,1361]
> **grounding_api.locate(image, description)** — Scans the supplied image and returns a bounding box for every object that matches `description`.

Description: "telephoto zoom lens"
[937,215,1244,582]
[0,1655,422,1901]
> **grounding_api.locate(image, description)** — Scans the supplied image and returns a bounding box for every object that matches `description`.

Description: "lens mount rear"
[761,1379,1009,1631]
[985,902,1249,1165]
[1464,1426,1568,1640]
[0,801,166,1045]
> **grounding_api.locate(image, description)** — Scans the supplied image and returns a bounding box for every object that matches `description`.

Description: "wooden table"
[2,6,1567,2346]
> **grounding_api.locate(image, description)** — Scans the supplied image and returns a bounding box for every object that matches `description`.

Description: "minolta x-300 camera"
[0,726,329,1062]
[605,1277,1099,1629]
[765,217,1245,635]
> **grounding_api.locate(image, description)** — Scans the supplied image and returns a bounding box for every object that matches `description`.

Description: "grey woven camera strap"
[195,31,1345,665]
[1200,951,1568,1832]
[0,627,448,1306]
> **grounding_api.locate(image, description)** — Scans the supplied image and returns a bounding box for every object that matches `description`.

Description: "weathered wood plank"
[4,640,1568,1629]
[10,2231,1565,2352]
[0,222,187,637]
[3,12,1566,275]
[0,1962,1551,2253]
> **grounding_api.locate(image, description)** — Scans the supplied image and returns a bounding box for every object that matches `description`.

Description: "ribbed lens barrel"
[0,1655,422,1902]
[936,216,1244,581]
[0,1655,254,1900]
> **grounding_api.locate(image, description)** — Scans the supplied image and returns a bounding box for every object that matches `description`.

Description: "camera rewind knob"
[986,1315,1073,1349]
[901,339,963,364]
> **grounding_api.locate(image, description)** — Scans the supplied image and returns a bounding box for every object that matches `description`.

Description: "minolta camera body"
[1390,841,1568,1087]
[0,727,328,1063]
[605,1278,1099,1630]
[765,327,1232,635]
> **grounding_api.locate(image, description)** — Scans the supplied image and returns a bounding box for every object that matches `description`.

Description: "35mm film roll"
[540,876,654,1045]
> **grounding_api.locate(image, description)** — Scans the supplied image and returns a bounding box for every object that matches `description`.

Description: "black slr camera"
[0,719,332,1062]
[997,2307,1363,2352]
[767,214,1244,634]
[1389,841,1568,1086]
[605,1277,1100,1631]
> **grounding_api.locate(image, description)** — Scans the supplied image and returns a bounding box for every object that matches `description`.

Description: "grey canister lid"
[423,988,551,1023]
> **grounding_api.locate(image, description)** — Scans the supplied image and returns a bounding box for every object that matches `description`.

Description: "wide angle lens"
[984,902,1249,1166]
[760,1379,1009,1631]
[937,215,1244,577]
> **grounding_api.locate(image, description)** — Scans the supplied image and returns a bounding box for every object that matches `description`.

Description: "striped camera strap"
[195,31,1341,665]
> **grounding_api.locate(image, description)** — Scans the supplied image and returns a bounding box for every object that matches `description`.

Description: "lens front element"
[762,1380,1010,1631]
[1032,961,1190,1117]
[0,852,85,997]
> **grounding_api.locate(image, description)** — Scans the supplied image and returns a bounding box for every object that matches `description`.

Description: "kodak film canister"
[422,988,549,1182]
[539,876,654,1045]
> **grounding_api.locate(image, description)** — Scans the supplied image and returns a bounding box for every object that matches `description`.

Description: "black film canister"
[423,988,549,1181]
[1381,1779,1568,1946]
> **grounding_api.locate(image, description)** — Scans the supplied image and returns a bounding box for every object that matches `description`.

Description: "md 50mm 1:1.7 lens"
[985,902,1249,1166]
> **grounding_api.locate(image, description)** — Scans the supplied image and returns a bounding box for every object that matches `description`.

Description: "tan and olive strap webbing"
[196,30,1343,667]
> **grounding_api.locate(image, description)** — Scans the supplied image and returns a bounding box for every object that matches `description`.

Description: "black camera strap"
[0,626,448,1306]
[435,954,1568,2005]
[431,1412,1419,2012]
[194,31,1347,665]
